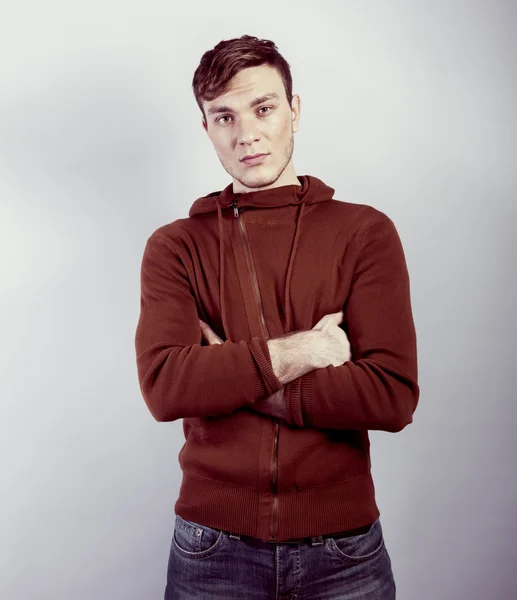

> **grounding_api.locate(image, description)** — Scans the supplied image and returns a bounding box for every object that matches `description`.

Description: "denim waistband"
[228,521,374,545]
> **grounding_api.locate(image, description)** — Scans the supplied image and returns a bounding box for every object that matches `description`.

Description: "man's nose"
[236,118,261,146]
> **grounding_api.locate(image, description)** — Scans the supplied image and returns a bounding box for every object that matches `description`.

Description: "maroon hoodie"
[135,174,419,542]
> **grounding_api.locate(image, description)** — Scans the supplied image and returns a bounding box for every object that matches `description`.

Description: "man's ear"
[291,94,301,133]
[202,118,207,132]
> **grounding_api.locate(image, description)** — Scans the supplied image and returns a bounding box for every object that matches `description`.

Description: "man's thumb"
[331,310,344,324]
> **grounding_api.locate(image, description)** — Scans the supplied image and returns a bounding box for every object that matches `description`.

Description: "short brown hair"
[192,35,293,122]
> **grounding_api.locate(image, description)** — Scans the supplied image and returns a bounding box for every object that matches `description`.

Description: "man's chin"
[237,169,284,190]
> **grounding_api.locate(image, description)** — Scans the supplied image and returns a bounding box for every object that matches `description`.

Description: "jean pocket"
[326,518,385,564]
[171,515,227,558]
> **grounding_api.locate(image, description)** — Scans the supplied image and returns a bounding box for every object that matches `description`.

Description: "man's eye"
[216,107,273,124]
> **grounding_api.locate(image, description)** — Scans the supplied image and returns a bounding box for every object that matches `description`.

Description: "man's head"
[192,35,301,194]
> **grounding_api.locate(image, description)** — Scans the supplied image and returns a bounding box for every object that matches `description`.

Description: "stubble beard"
[221,131,295,191]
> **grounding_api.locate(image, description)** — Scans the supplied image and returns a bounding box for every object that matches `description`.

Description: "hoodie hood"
[189,175,335,341]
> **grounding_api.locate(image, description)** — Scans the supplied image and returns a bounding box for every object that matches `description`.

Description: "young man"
[135,35,419,599]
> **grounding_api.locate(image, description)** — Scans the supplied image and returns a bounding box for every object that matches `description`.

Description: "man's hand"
[198,319,224,345]
[267,310,352,385]
[198,319,290,422]
[311,310,352,368]
[252,387,291,423]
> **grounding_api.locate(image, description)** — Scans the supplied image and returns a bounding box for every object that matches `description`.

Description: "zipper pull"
[233,198,239,218]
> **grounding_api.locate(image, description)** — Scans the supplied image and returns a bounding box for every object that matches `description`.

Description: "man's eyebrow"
[207,93,280,116]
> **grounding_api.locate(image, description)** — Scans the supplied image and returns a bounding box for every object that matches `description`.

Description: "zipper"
[233,197,279,541]
[233,198,270,339]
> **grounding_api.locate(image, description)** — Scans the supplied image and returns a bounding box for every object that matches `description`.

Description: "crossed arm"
[198,313,347,424]
[136,213,419,431]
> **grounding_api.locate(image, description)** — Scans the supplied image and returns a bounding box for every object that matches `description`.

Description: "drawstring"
[216,197,231,342]
[216,197,306,340]
[284,202,305,333]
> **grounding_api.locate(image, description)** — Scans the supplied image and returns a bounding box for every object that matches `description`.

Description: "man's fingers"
[199,319,223,344]
[312,310,343,331]
[332,310,344,324]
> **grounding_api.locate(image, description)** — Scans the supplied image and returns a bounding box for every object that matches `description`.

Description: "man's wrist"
[267,330,319,385]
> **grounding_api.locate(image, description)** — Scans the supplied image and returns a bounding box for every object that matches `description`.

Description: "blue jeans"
[165,514,396,599]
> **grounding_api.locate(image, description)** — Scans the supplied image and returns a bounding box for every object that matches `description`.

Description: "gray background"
[1,1,516,598]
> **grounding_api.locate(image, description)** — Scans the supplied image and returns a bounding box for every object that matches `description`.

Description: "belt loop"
[229,533,241,541]
[310,535,324,546]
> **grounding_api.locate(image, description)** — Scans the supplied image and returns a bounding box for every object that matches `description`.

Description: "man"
[135,34,419,599]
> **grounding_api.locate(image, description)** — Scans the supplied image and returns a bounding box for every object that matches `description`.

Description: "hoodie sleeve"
[284,212,419,432]
[135,233,283,422]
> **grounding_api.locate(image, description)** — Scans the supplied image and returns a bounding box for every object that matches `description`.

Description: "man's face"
[202,65,300,193]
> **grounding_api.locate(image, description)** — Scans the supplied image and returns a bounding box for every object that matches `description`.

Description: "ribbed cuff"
[249,336,283,397]
[300,370,314,426]
[285,377,304,428]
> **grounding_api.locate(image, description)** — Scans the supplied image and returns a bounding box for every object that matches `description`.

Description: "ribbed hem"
[249,336,283,396]
[174,471,380,542]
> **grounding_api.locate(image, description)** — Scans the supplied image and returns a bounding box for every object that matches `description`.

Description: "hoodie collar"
[189,175,335,216]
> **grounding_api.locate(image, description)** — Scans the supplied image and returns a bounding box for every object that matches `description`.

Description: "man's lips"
[241,153,269,165]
